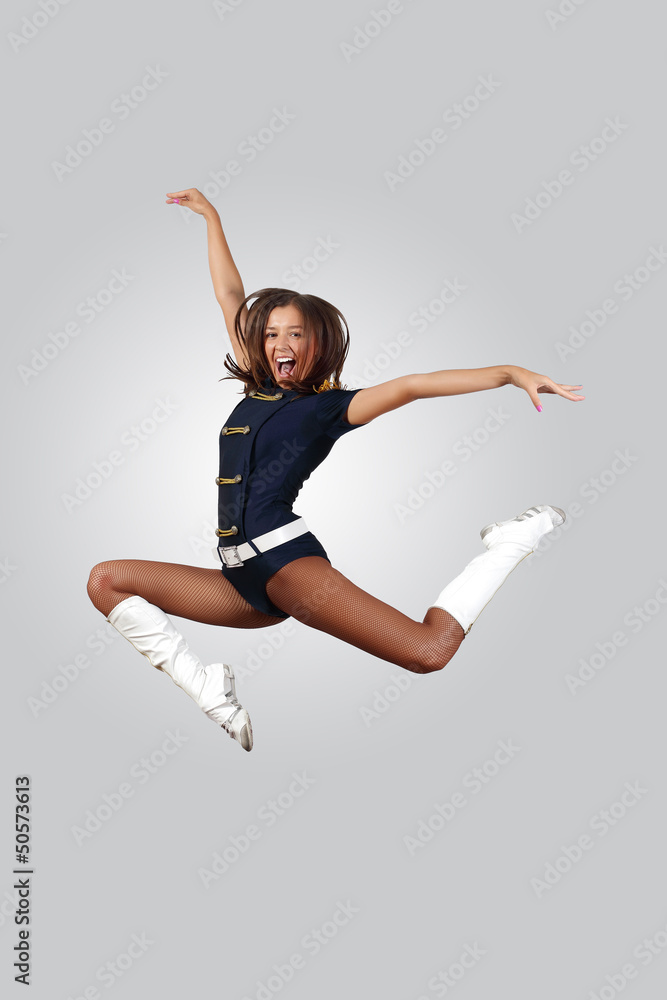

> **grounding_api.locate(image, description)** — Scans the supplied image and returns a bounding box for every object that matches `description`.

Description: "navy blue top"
[217,380,365,542]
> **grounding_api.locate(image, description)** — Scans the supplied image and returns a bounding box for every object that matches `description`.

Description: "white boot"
[430,505,565,634]
[106,596,253,751]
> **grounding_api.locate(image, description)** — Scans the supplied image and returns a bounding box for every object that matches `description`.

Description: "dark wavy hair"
[222,288,351,397]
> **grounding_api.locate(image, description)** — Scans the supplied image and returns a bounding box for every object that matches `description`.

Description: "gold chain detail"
[215,526,239,537]
[314,378,341,393]
[216,475,242,485]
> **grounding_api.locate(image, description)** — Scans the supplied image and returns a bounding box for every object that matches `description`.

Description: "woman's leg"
[264,506,564,674]
[87,558,286,627]
[87,560,285,750]
[266,558,465,674]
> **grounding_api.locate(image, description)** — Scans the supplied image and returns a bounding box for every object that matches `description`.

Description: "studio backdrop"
[2,1,665,998]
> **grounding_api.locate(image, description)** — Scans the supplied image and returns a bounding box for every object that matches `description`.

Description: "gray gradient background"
[2,0,666,997]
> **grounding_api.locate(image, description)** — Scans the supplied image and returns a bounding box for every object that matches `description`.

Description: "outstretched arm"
[346,366,584,426]
[166,188,249,368]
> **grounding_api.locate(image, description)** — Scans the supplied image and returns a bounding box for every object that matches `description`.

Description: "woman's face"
[264,304,317,386]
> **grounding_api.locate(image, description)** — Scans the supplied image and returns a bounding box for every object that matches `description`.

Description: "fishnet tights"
[87,556,464,674]
[87,560,284,628]
[266,557,464,673]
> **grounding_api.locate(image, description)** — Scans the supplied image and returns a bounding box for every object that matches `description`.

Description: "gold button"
[215,526,238,537]
[243,425,250,434]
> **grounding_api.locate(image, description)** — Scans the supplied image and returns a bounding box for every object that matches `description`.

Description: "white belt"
[216,518,309,568]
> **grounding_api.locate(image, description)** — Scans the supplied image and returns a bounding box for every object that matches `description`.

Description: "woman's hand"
[508,366,585,412]
[165,187,215,216]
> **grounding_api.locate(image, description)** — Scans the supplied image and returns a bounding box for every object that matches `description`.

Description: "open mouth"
[276,357,296,378]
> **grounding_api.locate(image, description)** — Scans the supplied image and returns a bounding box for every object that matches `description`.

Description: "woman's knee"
[405,636,463,674]
[86,561,118,608]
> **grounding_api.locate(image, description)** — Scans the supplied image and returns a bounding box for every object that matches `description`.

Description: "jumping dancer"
[87,188,584,752]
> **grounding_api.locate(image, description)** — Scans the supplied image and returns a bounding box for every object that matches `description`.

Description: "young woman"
[87,188,584,752]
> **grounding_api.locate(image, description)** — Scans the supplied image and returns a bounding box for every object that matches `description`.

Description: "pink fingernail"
[537,405,542,412]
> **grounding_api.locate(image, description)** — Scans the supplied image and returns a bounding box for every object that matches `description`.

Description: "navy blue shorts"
[219,530,329,619]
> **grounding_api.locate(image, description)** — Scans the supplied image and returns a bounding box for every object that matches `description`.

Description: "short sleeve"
[314,388,365,440]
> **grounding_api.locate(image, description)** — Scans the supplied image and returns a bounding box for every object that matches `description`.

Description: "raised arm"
[345,366,584,426]
[166,187,249,368]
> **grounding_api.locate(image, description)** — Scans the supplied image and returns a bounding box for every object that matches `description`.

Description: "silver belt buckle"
[218,544,244,568]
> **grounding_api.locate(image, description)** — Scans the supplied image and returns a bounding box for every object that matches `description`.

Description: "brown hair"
[222,288,351,396]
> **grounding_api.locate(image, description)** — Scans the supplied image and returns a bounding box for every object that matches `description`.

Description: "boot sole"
[480,505,566,543]
[220,704,254,752]
[239,722,253,752]
[223,663,252,751]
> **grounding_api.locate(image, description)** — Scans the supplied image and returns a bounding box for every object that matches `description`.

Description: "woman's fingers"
[553,382,585,400]
[536,381,585,401]
[165,190,190,204]
[164,188,210,213]
[517,370,586,410]
[165,188,201,205]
